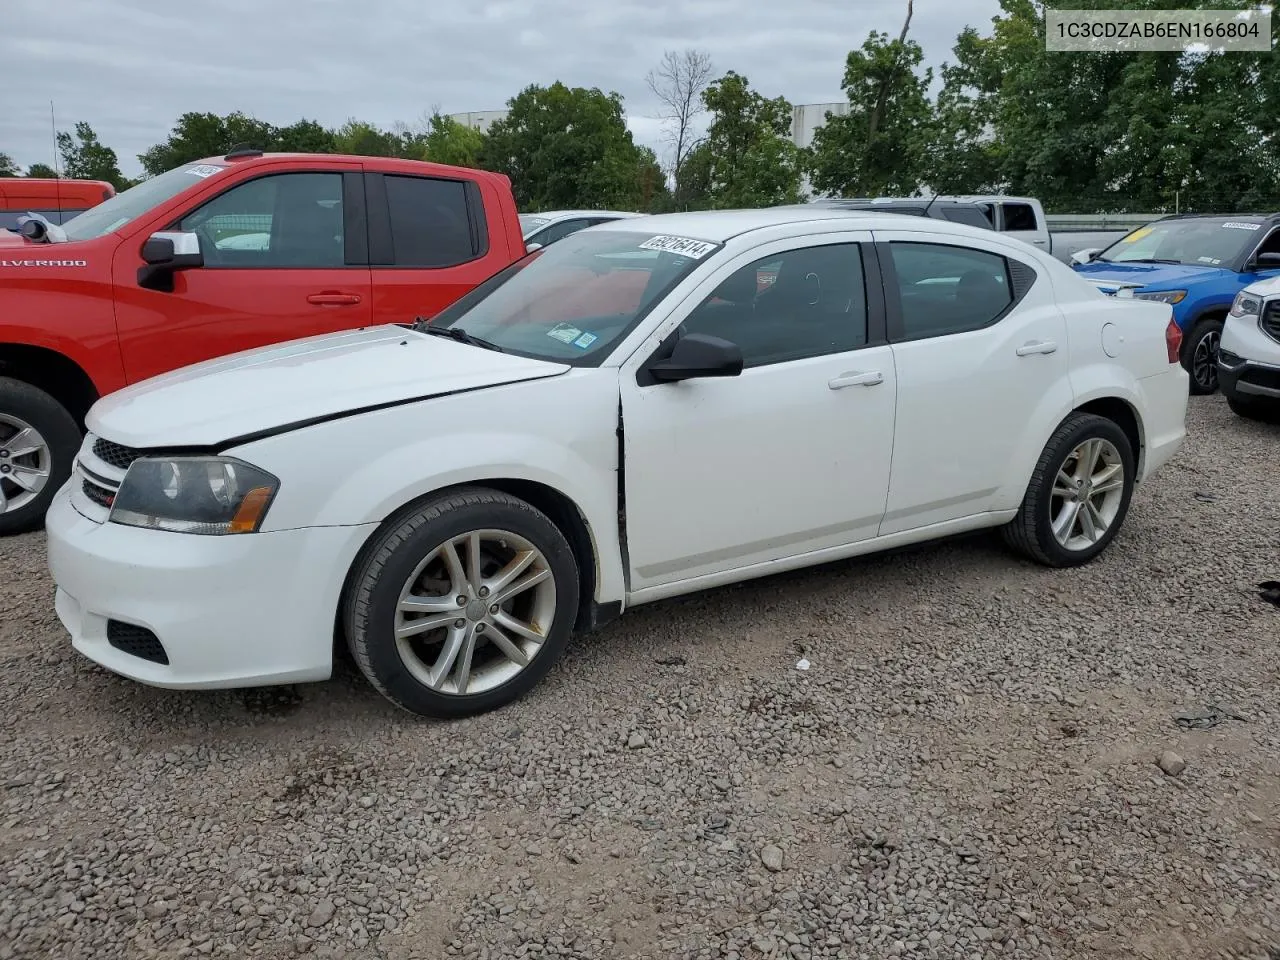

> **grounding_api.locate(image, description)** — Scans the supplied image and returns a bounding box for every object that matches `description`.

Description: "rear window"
[942,206,995,229]
[384,174,479,267]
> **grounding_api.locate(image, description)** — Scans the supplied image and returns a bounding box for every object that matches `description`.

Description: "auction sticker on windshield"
[1221,222,1261,230]
[186,164,223,178]
[638,235,717,259]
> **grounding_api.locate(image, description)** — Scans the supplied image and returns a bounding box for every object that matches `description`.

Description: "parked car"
[0,148,526,534]
[1218,275,1280,421]
[800,197,997,231]
[1071,213,1280,394]
[45,208,1188,719]
[0,177,115,232]
[519,209,643,249]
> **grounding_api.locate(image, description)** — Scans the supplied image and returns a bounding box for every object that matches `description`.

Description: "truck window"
[179,172,345,268]
[941,207,994,229]
[1000,203,1037,232]
[384,175,477,268]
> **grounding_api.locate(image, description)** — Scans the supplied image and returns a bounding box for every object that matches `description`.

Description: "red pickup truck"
[0,149,527,533]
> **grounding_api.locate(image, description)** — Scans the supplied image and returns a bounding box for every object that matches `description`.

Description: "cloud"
[0,0,1000,177]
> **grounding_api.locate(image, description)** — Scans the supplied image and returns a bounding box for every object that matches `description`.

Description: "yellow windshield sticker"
[1121,227,1153,243]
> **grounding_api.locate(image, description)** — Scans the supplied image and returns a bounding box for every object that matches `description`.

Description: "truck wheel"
[1182,317,1223,395]
[342,486,580,719]
[0,378,81,535]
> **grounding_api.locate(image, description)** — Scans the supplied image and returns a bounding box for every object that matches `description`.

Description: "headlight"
[1229,291,1262,318]
[108,457,279,535]
[1133,289,1187,304]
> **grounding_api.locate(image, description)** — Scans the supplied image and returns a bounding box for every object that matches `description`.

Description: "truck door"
[111,164,373,384]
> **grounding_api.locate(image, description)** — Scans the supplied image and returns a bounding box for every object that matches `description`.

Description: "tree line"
[2,0,1276,215]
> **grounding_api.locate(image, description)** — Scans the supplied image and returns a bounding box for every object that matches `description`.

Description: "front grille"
[1261,301,1280,344]
[106,620,168,665]
[81,480,114,508]
[92,437,145,470]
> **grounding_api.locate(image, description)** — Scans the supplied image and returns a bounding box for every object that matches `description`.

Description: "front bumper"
[45,482,378,689]
[1218,309,1280,403]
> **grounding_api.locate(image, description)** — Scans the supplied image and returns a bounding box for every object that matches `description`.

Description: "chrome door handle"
[828,370,884,389]
[1016,340,1058,356]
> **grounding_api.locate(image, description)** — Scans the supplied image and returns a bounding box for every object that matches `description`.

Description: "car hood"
[1242,273,1280,298]
[1073,260,1228,293]
[87,325,571,448]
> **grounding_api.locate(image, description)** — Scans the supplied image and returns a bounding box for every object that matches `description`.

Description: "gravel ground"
[2,393,1279,960]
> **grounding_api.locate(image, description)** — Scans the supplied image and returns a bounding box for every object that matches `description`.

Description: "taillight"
[1165,318,1182,363]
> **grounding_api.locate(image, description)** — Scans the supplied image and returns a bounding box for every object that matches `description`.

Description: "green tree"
[139,111,278,175]
[332,119,401,158]
[0,153,18,177]
[685,71,802,209]
[56,122,129,189]
[275,119,336,154]
[26,163,57,178]
[479,82,655,210]
[419,113,486,168]
[808,5,937,197]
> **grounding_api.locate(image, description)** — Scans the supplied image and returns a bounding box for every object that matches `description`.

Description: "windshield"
[1096,217,1263,266]
[427,229,721,364]
[59,161,228,242]
[518,214,550,235]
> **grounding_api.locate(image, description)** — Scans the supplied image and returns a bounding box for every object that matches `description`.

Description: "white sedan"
[44,208,1189,718]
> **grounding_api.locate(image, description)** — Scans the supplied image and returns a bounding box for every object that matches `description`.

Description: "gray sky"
[0,0,1000,178]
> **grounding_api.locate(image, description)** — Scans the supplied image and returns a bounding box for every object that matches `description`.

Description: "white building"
[446,110,509,133]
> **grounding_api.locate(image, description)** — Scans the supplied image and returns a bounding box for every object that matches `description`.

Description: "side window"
[531,218,587,248]
[943,206,994,230]
[384,174,476,268]
[889,242,1013,340]
[1253,227,1280,264]
[682,243,868,368]
[1001,202,1038,232]
[179,172,345,268]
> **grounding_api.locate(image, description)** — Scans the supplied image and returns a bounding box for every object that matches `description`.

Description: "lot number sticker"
[1221,222,1261,230]
[186,164,223,178]
[638,235,717,259]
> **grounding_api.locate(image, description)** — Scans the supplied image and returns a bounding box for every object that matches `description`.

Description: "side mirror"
[525,242,543,252]
[648,333,743,383]
[141,231,203,269]
[1254,252,1280,269]
[1070,247,1101,266]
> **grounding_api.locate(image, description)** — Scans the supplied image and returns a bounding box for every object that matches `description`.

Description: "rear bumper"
[1136,365,1189,482]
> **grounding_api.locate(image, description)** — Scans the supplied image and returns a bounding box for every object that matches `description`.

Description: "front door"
[873,231,1072,535]
[112,165,373,384]
[618,234,898,593]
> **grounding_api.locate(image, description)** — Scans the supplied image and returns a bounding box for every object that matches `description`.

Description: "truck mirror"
[141,231,204,269]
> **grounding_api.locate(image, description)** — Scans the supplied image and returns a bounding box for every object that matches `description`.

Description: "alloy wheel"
[0,415,52,516]
[1192,328,1220,392]
[393,529,558,696]
[1050,437,1127,552]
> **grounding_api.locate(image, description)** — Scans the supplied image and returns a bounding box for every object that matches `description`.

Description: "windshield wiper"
[413,318,505,353]
[1125,258,1181,265]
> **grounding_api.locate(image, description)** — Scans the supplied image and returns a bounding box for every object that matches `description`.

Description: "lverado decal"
[0,259,89,267]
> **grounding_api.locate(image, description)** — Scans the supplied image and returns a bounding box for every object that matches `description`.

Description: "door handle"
[1016,339,1058,356]
[828,370,884,389]
[307,292,363,306]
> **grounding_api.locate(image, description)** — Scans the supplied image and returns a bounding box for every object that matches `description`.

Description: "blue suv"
[1072,213,1280,393]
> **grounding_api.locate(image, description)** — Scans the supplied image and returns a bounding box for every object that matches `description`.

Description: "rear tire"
[1001,412,1135,568]
[342,486,580,719]
[0,377,81,536]
[1182,317,1223,395]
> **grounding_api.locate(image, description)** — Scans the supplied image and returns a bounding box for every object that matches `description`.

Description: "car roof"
[587,206,1002,244]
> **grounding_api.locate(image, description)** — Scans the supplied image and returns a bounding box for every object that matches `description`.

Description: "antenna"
[50,100,60,177]
[921,191,940,216]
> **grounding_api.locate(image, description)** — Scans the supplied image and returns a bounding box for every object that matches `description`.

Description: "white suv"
[1218,276,1280,421]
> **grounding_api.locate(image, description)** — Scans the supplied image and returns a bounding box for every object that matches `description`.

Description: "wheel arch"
[0,343,101,429]
[334,477,611,656]
[1073,395,1144,478]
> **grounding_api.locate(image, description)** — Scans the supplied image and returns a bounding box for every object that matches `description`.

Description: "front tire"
[1001,412,1135,568]
[343,487,580,719]
[1182,317,1223,395]
[0,377,81,536]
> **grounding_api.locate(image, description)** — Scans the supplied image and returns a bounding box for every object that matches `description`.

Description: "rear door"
[364,170,516,325]
[112,162,374,383]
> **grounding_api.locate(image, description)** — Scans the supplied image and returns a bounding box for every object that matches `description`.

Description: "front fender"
[228,372,626,606]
